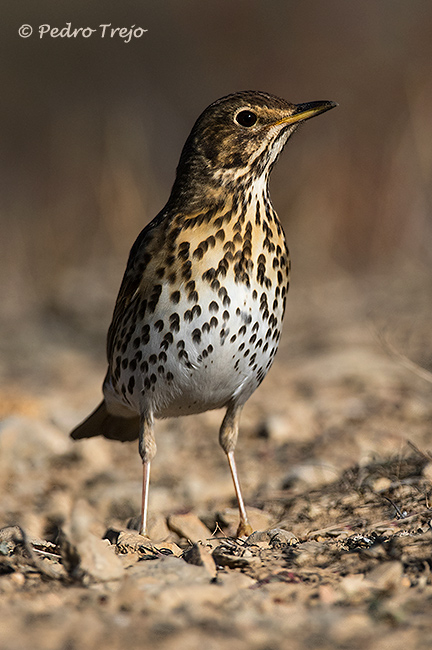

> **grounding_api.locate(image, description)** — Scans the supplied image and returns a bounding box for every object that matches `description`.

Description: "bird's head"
[169,91,336,209]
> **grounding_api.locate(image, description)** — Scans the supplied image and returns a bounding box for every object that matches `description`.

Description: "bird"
[71,91,336,537]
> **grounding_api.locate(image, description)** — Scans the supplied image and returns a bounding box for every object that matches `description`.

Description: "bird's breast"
[105,196,290,419]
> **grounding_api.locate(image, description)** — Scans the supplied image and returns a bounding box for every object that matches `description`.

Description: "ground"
[1,269,432,650]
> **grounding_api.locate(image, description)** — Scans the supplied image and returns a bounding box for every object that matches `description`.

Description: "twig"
[375,327,432,384]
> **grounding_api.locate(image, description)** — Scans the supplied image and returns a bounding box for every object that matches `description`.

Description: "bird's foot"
[236,520,253,538]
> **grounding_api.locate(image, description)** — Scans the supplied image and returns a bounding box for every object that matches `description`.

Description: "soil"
[1,270,432,650]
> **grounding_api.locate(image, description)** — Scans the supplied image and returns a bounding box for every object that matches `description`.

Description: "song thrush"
[71,91,336,537]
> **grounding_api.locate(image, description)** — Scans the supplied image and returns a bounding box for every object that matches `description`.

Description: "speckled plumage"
[71,91,336,536]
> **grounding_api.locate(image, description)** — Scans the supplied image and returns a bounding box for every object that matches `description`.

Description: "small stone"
[246,528,298,547]
[259,406,316,443]
[259,414,290,442]
[10,572,25,587]
[167,512,212,543]
[212,540,260,570]
[182,543,217,578]
[116,530,152,550]
[367,561,403,593]
[401,575,411,588]
[64,500,124,581]
[294,541,328,566]
[340,574,369,598]
[75,532,124,581]
[147,515,172,541]
[152,541,183,557]
[114,530,183,562]
[268,528,298,547]
[373,477,392,492]
[282,462,337,489]
[217,506,273,535]
[126,514,173,542]
[245,529,271,544]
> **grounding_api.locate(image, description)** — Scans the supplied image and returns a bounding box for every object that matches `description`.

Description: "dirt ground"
[1,268,432,650]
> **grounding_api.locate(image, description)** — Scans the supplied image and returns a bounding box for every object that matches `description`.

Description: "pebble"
[10,572,25,587]
[182,542,217,578]
[64,500,124,582]
[372,476,392,492]
[246,528,298,546]
[167,512,212,543]
[217,506,274,534]
[367,560,403,593]
[282,462,337,489]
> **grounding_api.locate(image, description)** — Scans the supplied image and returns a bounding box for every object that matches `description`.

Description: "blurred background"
[1,0,432,381]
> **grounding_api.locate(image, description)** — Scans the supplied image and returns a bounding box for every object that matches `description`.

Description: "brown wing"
[106,211,166,364]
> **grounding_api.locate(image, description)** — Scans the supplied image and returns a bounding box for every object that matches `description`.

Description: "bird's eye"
[235,110,258,127]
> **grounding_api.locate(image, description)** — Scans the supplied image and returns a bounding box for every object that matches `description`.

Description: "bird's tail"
[70,401,140,442]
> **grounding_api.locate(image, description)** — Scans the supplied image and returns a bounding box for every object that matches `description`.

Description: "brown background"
[2,0,432,329]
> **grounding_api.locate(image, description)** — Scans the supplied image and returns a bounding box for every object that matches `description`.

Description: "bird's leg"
[141,458,151,537]
[219,404,253,537]
[138,413,156,537]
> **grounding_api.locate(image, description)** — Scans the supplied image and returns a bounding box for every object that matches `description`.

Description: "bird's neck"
[168,163,272,218]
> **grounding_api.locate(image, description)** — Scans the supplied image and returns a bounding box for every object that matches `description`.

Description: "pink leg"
[138,414,156,537]
[227,450,253,537]
[140,460,151,536]
[220,405,253,537]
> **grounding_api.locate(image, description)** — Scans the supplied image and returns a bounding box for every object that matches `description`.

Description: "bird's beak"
[274,100,337,126]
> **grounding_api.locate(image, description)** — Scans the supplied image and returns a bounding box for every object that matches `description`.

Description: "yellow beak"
[274,100,337,126]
